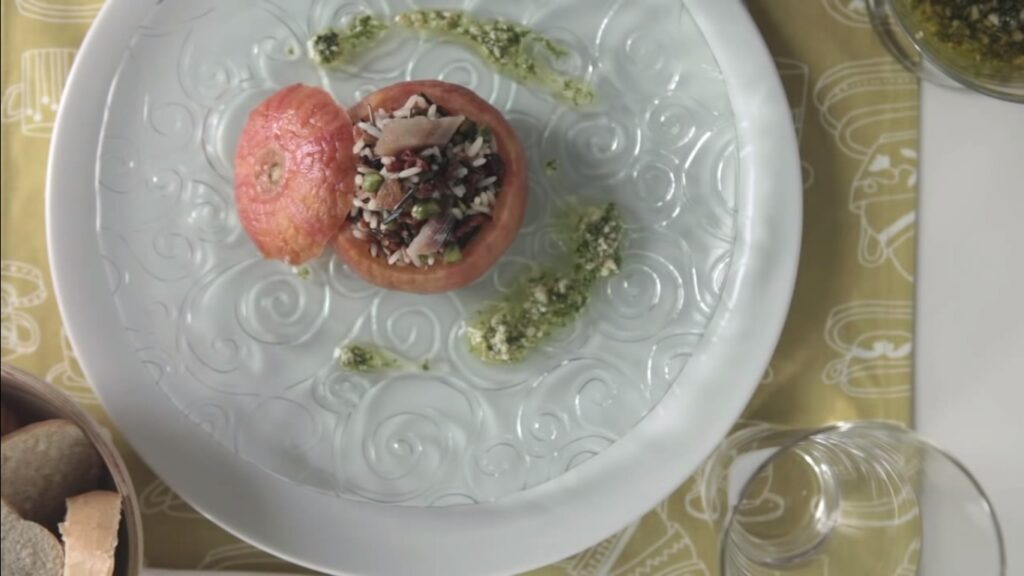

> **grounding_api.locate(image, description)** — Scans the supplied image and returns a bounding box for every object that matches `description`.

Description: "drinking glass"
[701,421,1005,575]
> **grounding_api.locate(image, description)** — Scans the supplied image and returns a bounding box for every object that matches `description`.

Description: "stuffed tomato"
[334,80,527,293]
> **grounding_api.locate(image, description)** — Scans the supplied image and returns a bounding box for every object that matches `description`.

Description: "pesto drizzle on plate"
[337,343,400,373]
[396,10,595,106]
[309,14,389,67]
[308,11,595,106]
[466,203,624,363]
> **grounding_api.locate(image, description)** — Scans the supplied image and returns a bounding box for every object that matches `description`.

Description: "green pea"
[411,201,441,221]
[362,173,383,193]
[443,245,463,263]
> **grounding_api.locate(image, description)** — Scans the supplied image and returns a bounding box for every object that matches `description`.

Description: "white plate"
[48,0,800,573]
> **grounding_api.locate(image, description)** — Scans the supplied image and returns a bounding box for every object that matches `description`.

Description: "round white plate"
[48,0,800,574]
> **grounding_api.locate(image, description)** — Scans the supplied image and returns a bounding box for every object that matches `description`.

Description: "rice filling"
[349,93,504,267]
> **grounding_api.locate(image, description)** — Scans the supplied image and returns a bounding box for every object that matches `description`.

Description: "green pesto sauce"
[467,203,624,363]
[544,158,560,175]
[396,10,595,106]
[338,343,400,373]
[309,14,389,67]
[911,0,1024,66]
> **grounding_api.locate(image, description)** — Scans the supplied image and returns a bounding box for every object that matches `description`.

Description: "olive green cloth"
[1,0,915,573]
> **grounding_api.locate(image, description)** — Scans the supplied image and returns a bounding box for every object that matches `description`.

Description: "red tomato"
[334,81,527,294]
[234,84,355,265]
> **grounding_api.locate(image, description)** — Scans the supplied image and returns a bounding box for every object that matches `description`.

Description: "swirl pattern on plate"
[95,0,739,505]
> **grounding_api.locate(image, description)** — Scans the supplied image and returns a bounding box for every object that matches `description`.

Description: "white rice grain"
[398,166,423,179]
[479,176,497,188]
[353,138,367,154]
[358,122,383,139]
[370,243,380,258]
[452,184,466,198]
[388,250,403,265]
[357,165,378,175]
[472,157,487,167]
[468,136,484,157]
[381,156,395,166]
[428,103,438,119]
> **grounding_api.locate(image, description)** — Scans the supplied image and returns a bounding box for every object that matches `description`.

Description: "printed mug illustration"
[773,57,817,190]
[139,479,203,519]
[822,0,870,28]
[553,523,639,576]
[776,58,810,142]
[46,327,98,405]
[851,134,917,281]
[684,422,788,524]
[823,300,913,399]
[554,499,709,576]
[815,59,918,281]
[2,48,76,138]
[14,0,101,23]
[197,543,302,572]
[896,539,922,576]
[1,260,47,361]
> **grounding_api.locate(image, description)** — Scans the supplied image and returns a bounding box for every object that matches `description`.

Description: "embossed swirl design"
[95,0,739,506]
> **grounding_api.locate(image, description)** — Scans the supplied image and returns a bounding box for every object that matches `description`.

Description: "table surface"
[916,83,1024,573]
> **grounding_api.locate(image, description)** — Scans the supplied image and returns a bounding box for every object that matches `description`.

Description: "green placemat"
[1,0,916,572]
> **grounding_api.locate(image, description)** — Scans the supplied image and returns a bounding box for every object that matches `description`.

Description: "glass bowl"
[868,0,1024,102]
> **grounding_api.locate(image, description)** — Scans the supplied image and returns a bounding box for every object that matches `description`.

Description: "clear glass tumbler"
[867,0,1024,102]
[704,422,1005,575]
